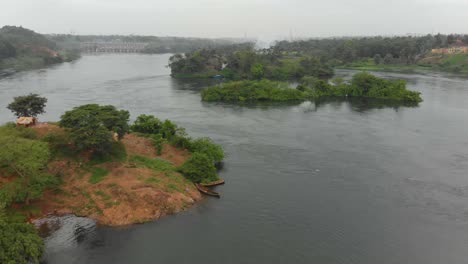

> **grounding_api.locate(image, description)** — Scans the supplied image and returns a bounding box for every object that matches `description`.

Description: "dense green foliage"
[0,125,58,205]
[201,73,422,103]
[131,114,224,182]
[0,218,44,264]
[177,153,218,183]
[7,93,47,118]
[131,115,190,148]
[202,79,304,102]
[130,115,163,134]
[0,26,79,72]
[274,34,468,64]
[169,47,333,80]
[188,138,225,164]
[59,104,130,153]
[273,34,468,74]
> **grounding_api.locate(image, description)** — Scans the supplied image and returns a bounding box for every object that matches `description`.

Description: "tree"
[350,72,378,95]
[463,35,468,45]
[336,40,357,63]
[59,104,129,153]
[250,63,264,79]
[0,37,16,60]
[447,34,457,45]
[383,53,393,64]
[373,54,382,65]
[7,94,47,118]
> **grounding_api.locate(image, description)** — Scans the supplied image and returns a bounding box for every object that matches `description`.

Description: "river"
[1,54,468,264]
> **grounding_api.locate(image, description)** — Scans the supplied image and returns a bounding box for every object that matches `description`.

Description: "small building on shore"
[16,117,36,127]
[432,40,468,55]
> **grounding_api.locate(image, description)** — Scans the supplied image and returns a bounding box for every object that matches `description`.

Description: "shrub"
[201,80,306,102]
[0,222,44,264]
[131,115,162,134]
[150,134,164,155]
[178,153,218,183]
[0,124,36,139]
[160,120,177,139]
[11,174,60,203]
[0,135,51,204]
[189,138,224,163]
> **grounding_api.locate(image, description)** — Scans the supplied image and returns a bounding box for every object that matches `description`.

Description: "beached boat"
[195,183,220,198]
[200,179,225,187]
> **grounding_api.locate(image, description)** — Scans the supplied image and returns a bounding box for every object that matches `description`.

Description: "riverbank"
[4,123,202,226]
[0,26,81,75]
[338,54,468,76]
[2,54,468,264]
[0,51,80,74]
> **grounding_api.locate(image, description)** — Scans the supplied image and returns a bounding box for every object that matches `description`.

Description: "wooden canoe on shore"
[195,183,220,198]
[200,179,225,187]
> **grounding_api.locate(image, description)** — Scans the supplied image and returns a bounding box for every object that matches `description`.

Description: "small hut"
[16,117,36,127]
[112,132,119,142]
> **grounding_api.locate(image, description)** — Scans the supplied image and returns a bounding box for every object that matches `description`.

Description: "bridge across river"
[80,42,148,53]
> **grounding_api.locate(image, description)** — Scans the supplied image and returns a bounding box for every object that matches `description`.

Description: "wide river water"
[1,54,468,264]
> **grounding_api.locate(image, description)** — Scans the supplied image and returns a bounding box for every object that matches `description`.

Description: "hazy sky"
[1,0,467,40]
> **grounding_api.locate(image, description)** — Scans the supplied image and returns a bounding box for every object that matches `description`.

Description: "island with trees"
[0,94,225,264]
[168,41,433,105]
[201,72,422,104]
[168,45,333,80]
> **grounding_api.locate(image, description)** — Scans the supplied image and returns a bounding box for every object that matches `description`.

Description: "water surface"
[1,54,468,264]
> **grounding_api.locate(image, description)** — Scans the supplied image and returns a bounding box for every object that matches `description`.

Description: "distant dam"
[80,42,148,53]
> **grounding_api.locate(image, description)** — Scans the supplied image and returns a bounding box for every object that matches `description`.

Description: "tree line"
[273,34,468,65]
[169,45,333,80]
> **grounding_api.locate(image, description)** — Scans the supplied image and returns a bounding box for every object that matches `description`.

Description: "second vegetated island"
[201,72,422,103]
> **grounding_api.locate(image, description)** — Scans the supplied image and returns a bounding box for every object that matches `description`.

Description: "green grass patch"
[129,155,175,173]
[144,176,161,185]
[165,183,181,193]
[88,167,109,184]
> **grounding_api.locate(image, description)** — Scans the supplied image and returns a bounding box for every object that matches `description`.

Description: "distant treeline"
[47,34,250,54]
[169,45,333,80]
[273,34,468,65]
[0,26,79,72]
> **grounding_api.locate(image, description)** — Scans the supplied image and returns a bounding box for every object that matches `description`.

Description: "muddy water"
[1,54,468,264]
